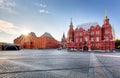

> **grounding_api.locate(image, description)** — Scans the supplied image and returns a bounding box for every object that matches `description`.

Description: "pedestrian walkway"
[88,53,113,78]
[0,50,119,78]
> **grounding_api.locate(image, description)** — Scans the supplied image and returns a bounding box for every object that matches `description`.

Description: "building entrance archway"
[83,46,88,51]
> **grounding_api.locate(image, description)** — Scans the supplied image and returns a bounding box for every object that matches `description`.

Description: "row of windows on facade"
[68,42,111,48]
[75,31,110,36]
[75,37,110,42]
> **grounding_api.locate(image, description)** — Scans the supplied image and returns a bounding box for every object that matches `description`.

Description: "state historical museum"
[66,15,115,51]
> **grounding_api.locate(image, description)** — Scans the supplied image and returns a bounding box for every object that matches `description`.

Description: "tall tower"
[102,10,115,50]
[103,9,110,25]
[67,18,74,43]
[61,33,66,42]
[102,11,112,40]
[103,16,110,25]
[61,33,66,49]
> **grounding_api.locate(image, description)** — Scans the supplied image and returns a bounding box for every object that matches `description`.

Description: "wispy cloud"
[0,0,4,3]
[0,0,16,13]
[36,3,46,8]
[39,9,49,13]
[0,20,18,35]
[35,3,49,14]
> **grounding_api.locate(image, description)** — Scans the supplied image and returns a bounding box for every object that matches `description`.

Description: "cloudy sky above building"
[0,0,120,43]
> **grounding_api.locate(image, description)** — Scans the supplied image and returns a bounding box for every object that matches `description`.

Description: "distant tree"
[115,39,120,49]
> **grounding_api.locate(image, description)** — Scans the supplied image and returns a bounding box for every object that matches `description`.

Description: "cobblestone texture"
[0,50,120,78]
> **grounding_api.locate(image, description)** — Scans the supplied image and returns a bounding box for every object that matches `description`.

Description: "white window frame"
[96,31,99,35]
[96,37,99,42]
[80,33,82,36]
[80,38,82,42]
[106,37,109,41]
[76,38,78,42]
[91,37,94,42]
[91,32,94,35]
[85,37,88,41]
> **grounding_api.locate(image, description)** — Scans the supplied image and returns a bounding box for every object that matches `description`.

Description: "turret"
[102,10,112,40]
[61,33,66,42]
[103,16,110,25]
[102,10,115,50]
[67,18,74,43]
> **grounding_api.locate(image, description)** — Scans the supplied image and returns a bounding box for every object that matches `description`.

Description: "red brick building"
[37,32,59,49]
[66,16,115,51]
[14,32,59,49]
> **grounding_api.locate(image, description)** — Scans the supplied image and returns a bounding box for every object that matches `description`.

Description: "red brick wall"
[66,16,115,51]
[14,34,59,49]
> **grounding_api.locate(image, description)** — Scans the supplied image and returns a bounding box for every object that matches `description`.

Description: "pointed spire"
[105,9,108,18]
[103,9,110,25]
[70,18,73,25]
[63,33,65,38]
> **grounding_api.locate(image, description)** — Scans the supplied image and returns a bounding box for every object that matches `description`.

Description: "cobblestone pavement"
[0,49,120,78]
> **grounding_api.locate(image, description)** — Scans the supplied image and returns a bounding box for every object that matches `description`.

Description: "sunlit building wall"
[14,32,59,49]
[66,16,115,51]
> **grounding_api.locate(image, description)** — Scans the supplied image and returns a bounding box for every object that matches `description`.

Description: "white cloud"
[0,0,16,13]
[35,3,46,8]
[39,9,49,13]
[40,4,46,8]
[0,0,4,3]
[35,3,50,14]
[0,20,18,35]
[39,4,46,8]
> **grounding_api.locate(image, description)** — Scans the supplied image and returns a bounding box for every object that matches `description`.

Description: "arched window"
[76,33,78,36]
[80,33,82,36]
[85,37,88,41]
[91,37,94,42]
[91,32,94,35]
[105,30,109,34]
[96,37,99,42]
[105,37,109,41]
[76,38,78,42]
[80,38,82,42]
[96,31,100,35]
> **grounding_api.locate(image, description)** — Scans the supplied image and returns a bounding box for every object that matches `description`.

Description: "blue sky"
[0,0,120,43]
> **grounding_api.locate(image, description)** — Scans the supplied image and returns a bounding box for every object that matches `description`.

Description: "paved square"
[0,49,120,78]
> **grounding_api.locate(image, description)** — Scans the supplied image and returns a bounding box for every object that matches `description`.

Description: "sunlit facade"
[14,32,59,49]
[66,16,115,51]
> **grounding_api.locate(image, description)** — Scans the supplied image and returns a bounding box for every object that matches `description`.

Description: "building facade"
[14,32,59,49]
[66,16,115,51]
